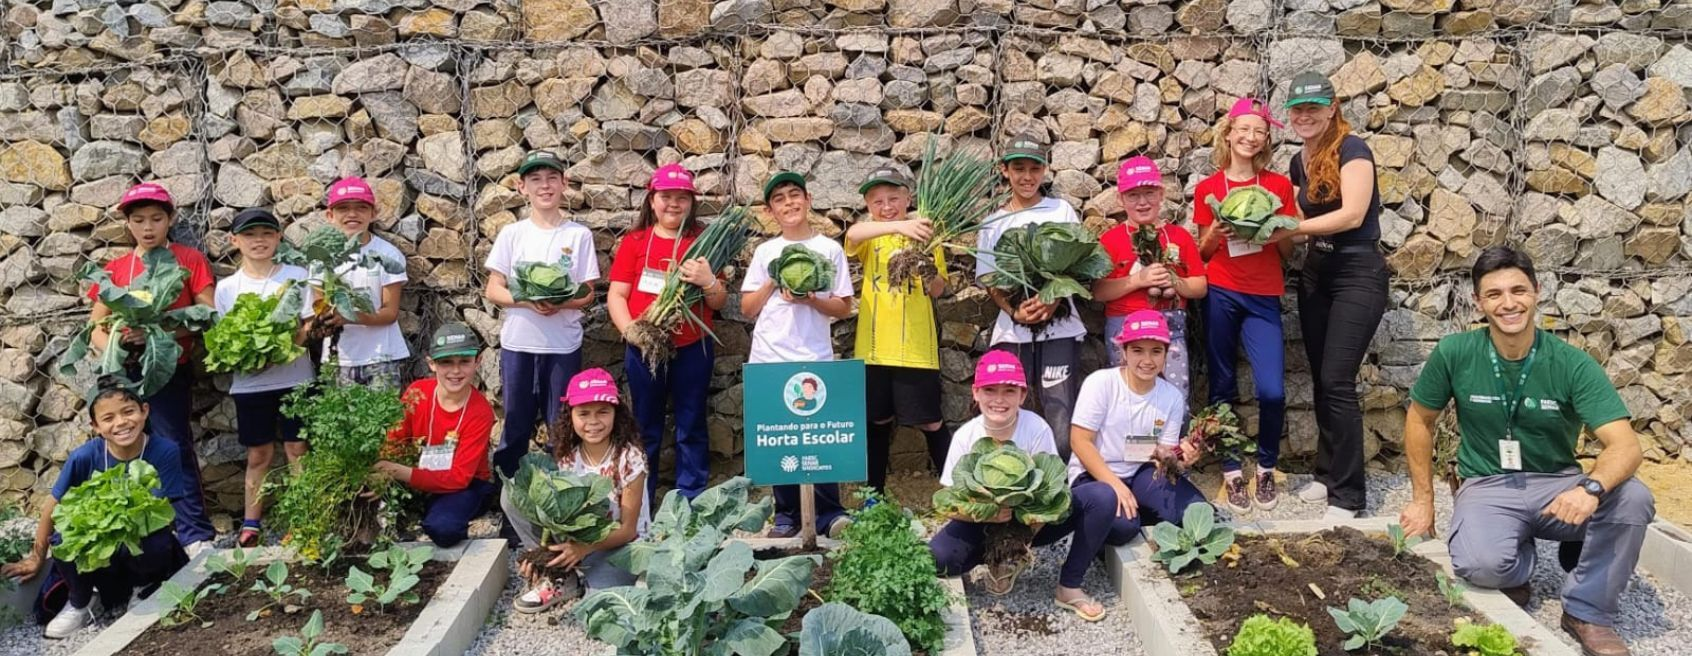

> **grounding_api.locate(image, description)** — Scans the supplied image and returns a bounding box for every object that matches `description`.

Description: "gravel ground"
[962,536,1145,656]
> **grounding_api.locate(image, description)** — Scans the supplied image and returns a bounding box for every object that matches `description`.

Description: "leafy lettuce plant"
[768,243,836,296]
[1147,503,1234,574]
[1327,597,1408,651]
[511,252,587,303]
[1227,614,1317,656]
[1451,620,1520,656]
[58,247,216,397]
[205,289,306,374]
[824,493,949,654]
[52,460,176,571]
[346,544,432,613]
[500,453,618,546]
[799,602,913,656]
[1205,185,1297,245]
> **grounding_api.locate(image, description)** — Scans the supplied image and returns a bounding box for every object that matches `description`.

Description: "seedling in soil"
[1227,614,1317,656]
[1326,596,1408,651]
[158,581,224,629]
[249,561,312,621]
[346,544,433,613]
[271,609,348,656]
[1149,503,1235,574]
[206,548,258,581]
[1436,572,1469,610]
[1450,619,1521,656]
[1386,524,1423,558]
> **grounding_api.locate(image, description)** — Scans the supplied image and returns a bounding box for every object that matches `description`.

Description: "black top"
[1289,134,1382,245]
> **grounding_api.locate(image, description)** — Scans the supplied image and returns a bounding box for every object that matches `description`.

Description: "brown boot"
[1560,613,1631,656]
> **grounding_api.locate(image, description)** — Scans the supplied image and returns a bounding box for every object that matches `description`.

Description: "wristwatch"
[1577,477,1606,498]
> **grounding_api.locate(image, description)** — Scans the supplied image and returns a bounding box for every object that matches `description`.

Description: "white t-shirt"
[974,197,1088,345]
[741,234,854,364]
[1068,369,1186,483]
[484,219,601,354]
[214,264,315,394]
[334,235,410,366]
[940,409,1058,486]
[560,447,650,538]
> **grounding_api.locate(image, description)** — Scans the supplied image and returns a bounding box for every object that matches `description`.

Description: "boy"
[215,208,316,547]
[843,167,952,494]
[741,171,855,538]
[324,176,409,388]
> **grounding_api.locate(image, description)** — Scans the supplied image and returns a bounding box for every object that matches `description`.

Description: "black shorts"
[865,365,944,426]
[234,388,305,447]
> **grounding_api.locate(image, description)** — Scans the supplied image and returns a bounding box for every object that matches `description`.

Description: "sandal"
[1055,593,1107,622]
[981,561,1025,596]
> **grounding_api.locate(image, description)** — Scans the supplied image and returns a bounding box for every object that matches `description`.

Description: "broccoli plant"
[1147,503,1235,574]
[346,545,433,613]
[1227,614,1317,656]
[1436,571,1469,610]
[1451,620,1521,656]
[1386,523,1424,558]
[273,226,404,340]
[271,610,347,656]
[58,247,217,397]
[1327,597,1408,651]
[206,548,258,582]
[158,581,224,629]
[249,561,312,621]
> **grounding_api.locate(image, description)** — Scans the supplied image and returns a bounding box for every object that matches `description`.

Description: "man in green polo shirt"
[1398,246,1654,656]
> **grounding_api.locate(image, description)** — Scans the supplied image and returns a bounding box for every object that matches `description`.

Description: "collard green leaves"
[273,227,404,323]
[51,460,176,572]
[58,247,215,398]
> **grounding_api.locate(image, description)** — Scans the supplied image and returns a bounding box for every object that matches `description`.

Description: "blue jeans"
[1203,287,1285,472]
[1105,309,1190,398]
[625,341,714,501]
[773,483,847,532]
[496,349,581,479]
[422,478,495,548]
[131,365,214,545]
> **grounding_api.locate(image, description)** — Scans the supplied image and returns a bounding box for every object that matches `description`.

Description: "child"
[1093,157,1207,395]
[844,167,952,493]
[606,163,724,501]
[324,176,409,389]
[484,151,600,484]
[503,368,648,613]
[1063,310,1210,620]
[1,379,191,638]
[215,208,316,547]
[84,182,216,550]
[741,171,855,539]
[374,323,495,548]
[1193,98,1300,514]
[975,136,1087,461]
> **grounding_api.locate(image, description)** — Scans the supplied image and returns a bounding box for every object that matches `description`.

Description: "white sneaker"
[184,540,212,559]
[45,604,93,639]
[1296,480,1328,503]
[1323,506,1358,520]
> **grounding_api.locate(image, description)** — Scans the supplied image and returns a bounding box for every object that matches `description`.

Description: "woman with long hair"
[1280,71,1391,519]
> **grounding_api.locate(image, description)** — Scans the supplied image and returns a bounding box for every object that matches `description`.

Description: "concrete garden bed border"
[73,538,508,656]
[1102,516,1579,656]
[1639,520,1692,598]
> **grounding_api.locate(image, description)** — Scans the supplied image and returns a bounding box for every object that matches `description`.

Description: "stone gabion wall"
[3,0,1692,517]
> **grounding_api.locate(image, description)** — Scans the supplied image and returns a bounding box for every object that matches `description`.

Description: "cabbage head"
[500,453,618,545]
[1205,185,1297,245]
[511,253,588,304]
[768,243,836,296]
[932,439,1071,525]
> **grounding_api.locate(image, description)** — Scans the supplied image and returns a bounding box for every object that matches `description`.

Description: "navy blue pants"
[773,483,847,533]
[133,365,214,545]
[496,349,580,479]
[625,341,713,501]
[55,528,187,609]
[1203,287,1285,472]
[422,478,495,548]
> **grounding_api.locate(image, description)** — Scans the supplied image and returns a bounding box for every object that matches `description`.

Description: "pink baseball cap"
[1227,96,1284,129]
[649,163,697,193]
[117,183,174,212]
[1114,309,1172,345]
[1116,156,1163,193]
[564,368,620,407]
[973,350,1027,389]
[327,176,377,208]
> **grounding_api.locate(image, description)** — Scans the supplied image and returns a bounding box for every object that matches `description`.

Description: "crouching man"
[1398,246,1654,656]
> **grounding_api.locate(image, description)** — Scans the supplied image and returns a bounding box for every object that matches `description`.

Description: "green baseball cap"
[858,167,913,195]
[515,150,567,176]
[429,322,482,359]
[1285,71,1336,107]
[762,171,808,202]
[1000,134,1048,165]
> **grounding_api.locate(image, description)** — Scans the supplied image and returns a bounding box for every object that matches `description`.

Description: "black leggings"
[1299,247,1389,511]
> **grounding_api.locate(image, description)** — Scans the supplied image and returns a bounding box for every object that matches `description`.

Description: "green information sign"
[742,360,867,486]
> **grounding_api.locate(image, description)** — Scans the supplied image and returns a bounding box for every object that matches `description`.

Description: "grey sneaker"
[1254,472,1279,511]
[1296,480,1327,503]
[1223,476,1251,514]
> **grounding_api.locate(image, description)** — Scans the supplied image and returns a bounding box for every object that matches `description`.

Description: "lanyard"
[642,225,687,274]
[427,386,468,444]
[1486,331,1539,441]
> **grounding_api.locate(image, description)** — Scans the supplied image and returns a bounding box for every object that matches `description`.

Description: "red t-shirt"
[609,227,714,347]
[387,379,495,495]
[1191,171,1297,297]
[87,243,214,362]
[1099,222,1205,316]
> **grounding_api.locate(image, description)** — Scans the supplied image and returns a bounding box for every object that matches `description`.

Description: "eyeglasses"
[1231,127,1269,138]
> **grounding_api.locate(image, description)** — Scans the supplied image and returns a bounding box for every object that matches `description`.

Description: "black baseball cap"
[762,171,808,202]
[858,167,913,195]
[429,322,482,359]
[1285,71,1336,107]
[1000,134,1048,165]
[231,208,281,234]
[516,150,567,176]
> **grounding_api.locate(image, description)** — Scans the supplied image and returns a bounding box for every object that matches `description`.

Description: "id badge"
[637,267,666,294]
[1124,434,1158,462]
[1227,238,1262,257]
[1498,439,1522,471]
[419,439,456,471]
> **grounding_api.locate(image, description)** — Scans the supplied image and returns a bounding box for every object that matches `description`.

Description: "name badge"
[1498,439,1522,471]
[1227,239,1262,258]
[419,438,457,472]
[1124,434,1158,462]
[637,267,667,295]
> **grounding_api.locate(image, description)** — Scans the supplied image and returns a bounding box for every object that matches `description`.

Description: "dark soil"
[886,248,939,289]
[753,546,833,638]
[1182,527,1467,656]
[976,606,1056,636]
[516,547,572,581]
[123,557,451,656]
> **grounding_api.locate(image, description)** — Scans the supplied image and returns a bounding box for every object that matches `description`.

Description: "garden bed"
[74,539,507,656]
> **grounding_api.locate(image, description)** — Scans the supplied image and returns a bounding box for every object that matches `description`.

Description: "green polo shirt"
[1409,328,1630,479]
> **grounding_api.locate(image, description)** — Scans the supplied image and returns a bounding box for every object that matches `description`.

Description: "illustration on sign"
[743,360,867,486]
[784,373,827,417]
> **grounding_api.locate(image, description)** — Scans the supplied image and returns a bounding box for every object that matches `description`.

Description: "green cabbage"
[980,221,1113,307]
[931,439,1071,525]
[768,243,836,296]
[500,453,618,546]
[511,253,588,304]
[1205,185,1298,245]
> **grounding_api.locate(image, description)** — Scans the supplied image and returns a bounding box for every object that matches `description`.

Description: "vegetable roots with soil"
[886,136,1007,289]
[626,206,754,367]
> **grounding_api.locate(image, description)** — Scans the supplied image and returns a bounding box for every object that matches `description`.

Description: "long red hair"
[1303,110,1353,204]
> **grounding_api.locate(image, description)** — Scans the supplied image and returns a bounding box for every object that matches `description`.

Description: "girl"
[2,379,191,638]
[85,182,216,550]
[324,176,410,389]
[504,368,648,613]
[485,151,600,493]
[1093,156,1208,394]
[1280,72,1390,519]
[215,208,316,547]
[1193,97,1300,515]
[975,135,1088,461]
[1064,311,1209,621]
[606,163,724,501]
